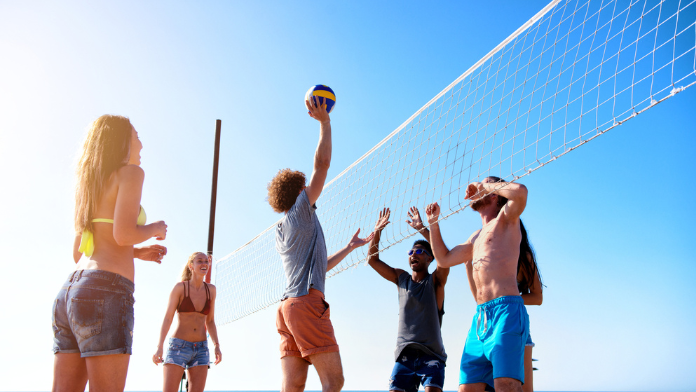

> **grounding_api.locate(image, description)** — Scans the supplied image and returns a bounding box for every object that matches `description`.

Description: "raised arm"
[326,228,374,271]
[112,165,167,246]
[152,283,183,365]
[425,202,474,268]
[304,97,332,206]
[367,208,404,284]
[465,180,528,222]
[205,284,222,365]
[406,206,430,241]
[407,206,448,285]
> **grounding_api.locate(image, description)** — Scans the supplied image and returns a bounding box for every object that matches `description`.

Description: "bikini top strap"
[204,282,210,300]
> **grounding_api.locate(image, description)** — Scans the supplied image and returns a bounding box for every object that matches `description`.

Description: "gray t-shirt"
[276,190,328,299]
[395,272,447,362]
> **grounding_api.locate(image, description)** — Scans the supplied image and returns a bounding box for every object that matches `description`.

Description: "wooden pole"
[205,119,222,284]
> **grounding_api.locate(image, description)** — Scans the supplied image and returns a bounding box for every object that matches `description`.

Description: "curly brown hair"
[267,169,307,213]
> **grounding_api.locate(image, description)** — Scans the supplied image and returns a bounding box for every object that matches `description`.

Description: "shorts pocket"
[319,299,330,319]
[71,298,104,339]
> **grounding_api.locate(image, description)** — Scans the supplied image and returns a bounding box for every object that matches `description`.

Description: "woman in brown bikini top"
[153,252,222,392]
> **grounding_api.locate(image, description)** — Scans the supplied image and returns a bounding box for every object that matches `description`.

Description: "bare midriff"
[172,313,208,343]
[470,217,521,304]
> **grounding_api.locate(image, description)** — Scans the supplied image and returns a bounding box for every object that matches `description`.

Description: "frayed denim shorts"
[52,270,135,357]
[165,337,210,369]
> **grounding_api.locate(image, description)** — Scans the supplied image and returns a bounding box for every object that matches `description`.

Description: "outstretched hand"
[305,96,331,123]
[425,202,441,226]
[406,206,426,232]
[374,208,391,232]
[135,244,167,264]
[348,228,374,249]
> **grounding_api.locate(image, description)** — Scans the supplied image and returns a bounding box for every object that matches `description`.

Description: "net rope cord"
[215,0,696,324]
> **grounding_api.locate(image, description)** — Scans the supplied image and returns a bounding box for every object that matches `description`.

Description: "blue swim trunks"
[459,296,529,387]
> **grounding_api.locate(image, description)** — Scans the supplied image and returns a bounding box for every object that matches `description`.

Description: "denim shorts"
[164,337,210,369]
[389,346,445,392]
[52,269,135,357]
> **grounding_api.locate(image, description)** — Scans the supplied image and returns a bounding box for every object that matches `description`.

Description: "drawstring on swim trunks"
[476,306,490,341]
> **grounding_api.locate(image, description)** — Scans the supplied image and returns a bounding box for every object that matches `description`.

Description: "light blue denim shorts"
[165,337,209,369]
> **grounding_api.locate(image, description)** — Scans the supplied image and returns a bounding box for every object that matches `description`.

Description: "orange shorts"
[276,288,339,360]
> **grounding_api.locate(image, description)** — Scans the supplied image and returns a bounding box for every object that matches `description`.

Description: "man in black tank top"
[367,208,450,392]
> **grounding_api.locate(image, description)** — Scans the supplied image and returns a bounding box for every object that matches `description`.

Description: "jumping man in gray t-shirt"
[367,207,450,392]
[267,96,372,392]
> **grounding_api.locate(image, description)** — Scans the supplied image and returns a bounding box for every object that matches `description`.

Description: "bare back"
[75,166,142,282]
[469,216,521,304]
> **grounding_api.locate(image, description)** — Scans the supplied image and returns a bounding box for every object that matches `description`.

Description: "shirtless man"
[425,177,529,392]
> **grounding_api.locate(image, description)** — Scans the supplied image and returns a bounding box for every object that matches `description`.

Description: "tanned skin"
[426,178,528,392]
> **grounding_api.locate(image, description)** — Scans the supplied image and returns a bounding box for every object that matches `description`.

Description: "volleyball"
[305,85,336,114]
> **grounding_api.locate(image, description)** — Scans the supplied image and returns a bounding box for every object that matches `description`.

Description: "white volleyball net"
[215,0,696,324]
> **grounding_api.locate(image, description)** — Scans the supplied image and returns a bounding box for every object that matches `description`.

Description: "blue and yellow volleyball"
[305,85,336,114]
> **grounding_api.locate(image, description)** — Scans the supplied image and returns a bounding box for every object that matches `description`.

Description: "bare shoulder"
[468,229,482,244]
[208,283,217,298]
[172,281,185,294]
[117,164,145,183]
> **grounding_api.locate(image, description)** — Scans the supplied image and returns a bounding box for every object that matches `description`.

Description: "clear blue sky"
[1,1,695,391]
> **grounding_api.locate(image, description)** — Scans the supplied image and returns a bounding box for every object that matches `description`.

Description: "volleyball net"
[215,0,696,324]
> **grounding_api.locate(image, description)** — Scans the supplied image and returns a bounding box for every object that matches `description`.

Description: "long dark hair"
[517,220,543,294]
[484,176,543,294]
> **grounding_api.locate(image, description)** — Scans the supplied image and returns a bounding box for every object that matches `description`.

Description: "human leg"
[52,280,87,392]
[309,351,344,392]
[459,382,486,392]
[281,356,310,392]
[459,312,494,388]
[493,377,523,392]
[84,354,130,392]
[419,353,445,392]
[389,351,420,392]
[186,365,209,392]
[162,364,186,392]
[52,353,88,392]
[486,297,528,388]
[522,346,533,392]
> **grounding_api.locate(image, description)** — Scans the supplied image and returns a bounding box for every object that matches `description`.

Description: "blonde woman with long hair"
[153,252,222,392]
[52,115,168,391]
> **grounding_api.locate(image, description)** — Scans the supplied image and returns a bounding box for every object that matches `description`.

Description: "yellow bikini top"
[78,206,147,257]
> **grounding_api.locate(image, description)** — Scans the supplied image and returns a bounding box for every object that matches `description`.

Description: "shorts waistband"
[284,288,325,301]
[169,337,208,348]
[476,295,523,310]
[68,269,135,293]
